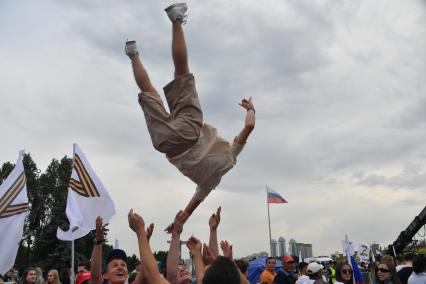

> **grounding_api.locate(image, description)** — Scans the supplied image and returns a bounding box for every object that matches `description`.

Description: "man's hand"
[186,236,202,256]
[202,244,215,265]
[238,97,254,111]
[146,223,154,242]
[165,210,189,234]
[128,209,146,235]
[220,240,233,259]
[208,207,221,232]
[95,216,104,241]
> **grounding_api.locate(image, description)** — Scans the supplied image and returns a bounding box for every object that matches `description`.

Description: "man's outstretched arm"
[166,210,188,283]
[90,217,105,284]
[235,97,255,145]
[208,207,221,258]
[165,196,200,233]
[128,209,170,284]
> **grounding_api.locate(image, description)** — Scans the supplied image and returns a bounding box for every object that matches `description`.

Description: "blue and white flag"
[0,151,29,274]
[57,144,116,241]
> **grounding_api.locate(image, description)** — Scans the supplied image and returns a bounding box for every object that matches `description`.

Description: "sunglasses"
[342,269,353,274]
[376,268,390,273]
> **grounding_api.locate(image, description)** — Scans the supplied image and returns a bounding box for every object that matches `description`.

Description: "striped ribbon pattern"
[0,172,29,218]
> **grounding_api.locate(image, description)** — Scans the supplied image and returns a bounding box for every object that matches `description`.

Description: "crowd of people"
[1,206,425,284]
[257,253,426,284]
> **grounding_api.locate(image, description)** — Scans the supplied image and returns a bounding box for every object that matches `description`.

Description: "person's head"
[176,264,191,284]
[335,263,353,284]
[22,267,37,284]
[234,259,248,277]
[265,257,276,272]
[375,260,401,284]
[404,253,415,265]
[104,249,129,284]
[412,254,426,274]
[298,262,308,275]
[47,270,60,284]
[6,270,13,278]
[77,261,91,274]
[330,261,337,269]
[380,255,395,264]
[34,268,42,278]
[395,255,405,266]
[282,256,295,272]
[307,262,323,280]
[202,256,240,284]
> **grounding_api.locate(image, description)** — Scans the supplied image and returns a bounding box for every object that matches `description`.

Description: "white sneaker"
[125,40,138,57]
[165,3,188,24]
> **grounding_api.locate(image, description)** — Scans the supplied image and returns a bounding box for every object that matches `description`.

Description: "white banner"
[57,144,116,241]
[0,151,29,274]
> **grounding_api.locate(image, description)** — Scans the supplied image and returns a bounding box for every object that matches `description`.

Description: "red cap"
[282,255,295,263]
[76,272,91,284]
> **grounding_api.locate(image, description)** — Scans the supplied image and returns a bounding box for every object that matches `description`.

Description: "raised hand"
[165,209,189,234]
[95,216,104,241]
[208,207,221,231]
[202,244,215,265]
[128,209,146,235]
[238,96,254,111]
[220,240,233,259]
[146,223,154,242]
[186,236,202,256]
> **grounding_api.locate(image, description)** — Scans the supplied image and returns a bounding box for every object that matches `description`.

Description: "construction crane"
[388,205,426,255]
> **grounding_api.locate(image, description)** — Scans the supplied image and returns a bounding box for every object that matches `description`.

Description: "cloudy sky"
[1,0,426,259]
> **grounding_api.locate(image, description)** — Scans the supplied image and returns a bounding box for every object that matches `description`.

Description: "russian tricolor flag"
[350,255,365,284]
[266,186,288,204]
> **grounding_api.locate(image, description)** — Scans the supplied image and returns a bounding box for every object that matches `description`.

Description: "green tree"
[1,153,111,273]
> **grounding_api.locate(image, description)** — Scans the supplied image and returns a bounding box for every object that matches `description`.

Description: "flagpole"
[71,239,75,284]
[71,226,78,284]
[266,187,272,256]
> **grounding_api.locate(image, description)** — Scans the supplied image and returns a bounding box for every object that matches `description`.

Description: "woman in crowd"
[20,268,37,284]
[46,270,61,284]
[375,260,402,284]
[334,263,353,284]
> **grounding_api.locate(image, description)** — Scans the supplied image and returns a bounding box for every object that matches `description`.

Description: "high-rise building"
[278,237,287,256]
[288,239,297,256]
[271,239,278,257]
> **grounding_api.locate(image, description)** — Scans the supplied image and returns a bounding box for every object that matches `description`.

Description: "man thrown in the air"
[125,3,255,231]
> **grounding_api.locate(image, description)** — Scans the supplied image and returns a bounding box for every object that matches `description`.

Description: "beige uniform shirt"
[167,123,245,201]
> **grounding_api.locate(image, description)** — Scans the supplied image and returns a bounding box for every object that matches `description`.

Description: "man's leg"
[126,41,156,93]
[172,20,190,78]
[130,54,157,93]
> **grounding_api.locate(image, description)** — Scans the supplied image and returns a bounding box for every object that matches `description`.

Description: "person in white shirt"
[295,262,309,284]
[408,254,426,284]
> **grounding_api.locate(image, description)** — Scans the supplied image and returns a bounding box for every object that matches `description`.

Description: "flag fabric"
[343,235,365,284]
[0,151,29,274]
[266,186,287,204]
[350,255,365,284]
[57,144,116,241]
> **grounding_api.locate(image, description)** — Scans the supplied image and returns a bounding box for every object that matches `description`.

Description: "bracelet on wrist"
[247,108,256,114]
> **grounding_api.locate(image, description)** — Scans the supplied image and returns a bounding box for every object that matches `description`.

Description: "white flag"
[57,144,116,241]
[0,151,29,274]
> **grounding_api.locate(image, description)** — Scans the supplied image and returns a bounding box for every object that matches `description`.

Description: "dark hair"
[375,260,401,284]
[78,260,91,271]
[203,256,240,284]
[21,267,37,284]
[412,254,426,274]
[266,257,276,265]
[335,263,353,284]
[299,262,308,271]
[234,259,249,274]
[395,255,405,262]
[404,253,415,262]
